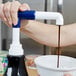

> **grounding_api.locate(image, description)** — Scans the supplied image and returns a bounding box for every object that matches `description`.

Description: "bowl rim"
[34,55,76,72]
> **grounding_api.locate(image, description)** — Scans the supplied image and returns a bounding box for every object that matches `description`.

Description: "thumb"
[19,3,30,11]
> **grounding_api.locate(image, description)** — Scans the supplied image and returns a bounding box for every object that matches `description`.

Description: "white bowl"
[35,55,76,76]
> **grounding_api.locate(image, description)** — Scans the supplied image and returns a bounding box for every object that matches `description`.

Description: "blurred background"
[0,0,76,57]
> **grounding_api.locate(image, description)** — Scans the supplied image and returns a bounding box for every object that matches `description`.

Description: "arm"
[0,1,76,47]
[21,20,76,47]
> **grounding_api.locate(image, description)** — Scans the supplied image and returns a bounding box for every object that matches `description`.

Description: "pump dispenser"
[4,10,64,76]
[3,18,28,76]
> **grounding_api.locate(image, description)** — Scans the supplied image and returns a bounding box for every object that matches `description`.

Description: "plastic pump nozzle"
[18,10,64,25]
[9,10,64,56]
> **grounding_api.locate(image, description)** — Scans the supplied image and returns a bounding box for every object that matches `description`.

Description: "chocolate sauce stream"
[57,25,61,68]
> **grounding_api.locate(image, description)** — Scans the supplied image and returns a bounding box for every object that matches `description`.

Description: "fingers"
[10,1,21,25]
[0,4,10,27]
[0,4,6,21]
[3,1,12,25]
[19,3,30,11]
[0,1,30,27]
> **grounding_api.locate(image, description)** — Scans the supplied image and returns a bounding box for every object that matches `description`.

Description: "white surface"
[35,55,76,76]
[35,11,64,25]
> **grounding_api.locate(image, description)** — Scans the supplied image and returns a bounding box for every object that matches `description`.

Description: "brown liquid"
[57,26,61,68]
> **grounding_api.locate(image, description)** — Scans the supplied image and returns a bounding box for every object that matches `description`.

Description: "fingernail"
[20,6,27,11]
[14,21,18,26]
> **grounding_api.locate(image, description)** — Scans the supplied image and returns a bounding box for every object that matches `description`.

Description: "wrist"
[20,20,32,32]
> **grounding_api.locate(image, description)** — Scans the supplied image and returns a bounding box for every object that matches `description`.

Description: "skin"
[0,1,75,75]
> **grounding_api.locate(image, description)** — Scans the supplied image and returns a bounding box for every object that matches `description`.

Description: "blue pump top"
[13,10,35,28]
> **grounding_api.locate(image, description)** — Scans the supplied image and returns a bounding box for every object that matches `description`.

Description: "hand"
[0,1,30,27]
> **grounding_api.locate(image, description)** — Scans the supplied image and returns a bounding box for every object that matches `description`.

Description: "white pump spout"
[35,11,64,25]
[9,28,24,56]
